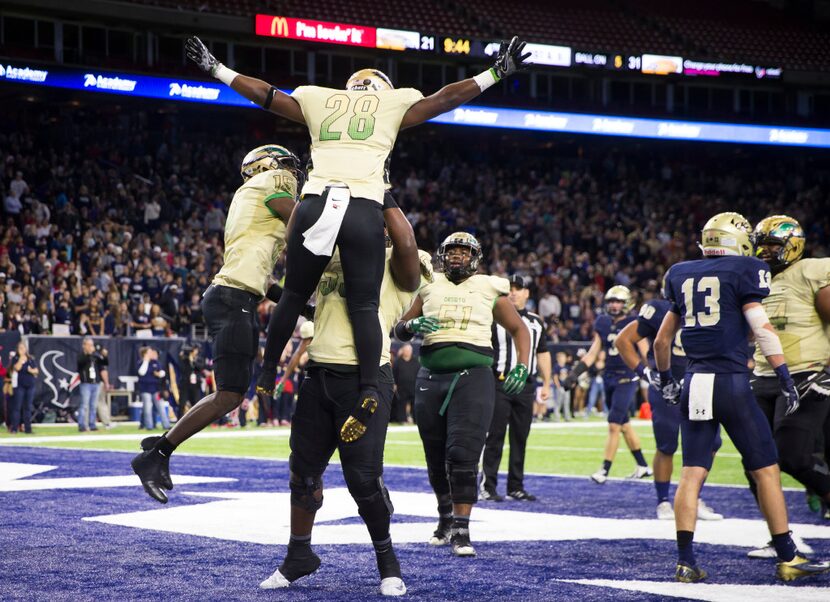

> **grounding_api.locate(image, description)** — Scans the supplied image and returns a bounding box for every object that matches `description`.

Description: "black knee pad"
[447,464,478,505]
[289,473,323,513]
[349,476,394,520]
[447,444,479,468]
[427,462,450,496]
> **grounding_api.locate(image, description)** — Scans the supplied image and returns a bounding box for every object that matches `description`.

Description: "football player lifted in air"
[745,215,830,557]
[563,286,653,483]
[615,294,723,521]
[394,232,530,557]
[655,212,830,583]
[185,35,531,445]
[131,145,302,503]
[258,207,430,597]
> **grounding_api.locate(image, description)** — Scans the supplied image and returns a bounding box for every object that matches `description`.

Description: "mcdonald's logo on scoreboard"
[255,14,377,48]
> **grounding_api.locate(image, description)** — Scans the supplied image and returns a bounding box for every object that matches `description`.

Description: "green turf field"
[0,420,801,488]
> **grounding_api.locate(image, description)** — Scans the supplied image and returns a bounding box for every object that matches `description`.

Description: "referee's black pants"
[482,380,535,494]
[749,373,830,498]
[262,193,386,392]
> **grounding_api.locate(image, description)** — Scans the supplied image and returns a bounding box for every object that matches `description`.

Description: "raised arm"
[400,36,531,129]
[385,203,420,292]
[186,36,305,124]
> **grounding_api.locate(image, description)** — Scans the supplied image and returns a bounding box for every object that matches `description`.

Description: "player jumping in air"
[655,212,830,582]
[131,145,302,503]
[185,35,531,443]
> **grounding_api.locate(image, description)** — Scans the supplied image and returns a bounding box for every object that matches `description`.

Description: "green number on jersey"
[320,94,379,141]
[320,94,349,141]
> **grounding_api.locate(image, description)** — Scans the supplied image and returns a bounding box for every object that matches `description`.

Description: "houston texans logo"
[39,351,80,409]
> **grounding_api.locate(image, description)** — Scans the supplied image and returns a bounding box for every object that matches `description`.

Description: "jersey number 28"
[320,94,379,141]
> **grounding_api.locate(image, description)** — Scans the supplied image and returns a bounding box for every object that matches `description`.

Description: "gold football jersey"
[307,249,429,365]
[420,273,510,348]
[291,86,423,203]
[213,169,295,297]
[754,258,830,376]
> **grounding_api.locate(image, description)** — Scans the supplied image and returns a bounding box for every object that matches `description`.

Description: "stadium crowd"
[1,101,829,348]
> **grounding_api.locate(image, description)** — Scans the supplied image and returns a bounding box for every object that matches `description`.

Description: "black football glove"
[562,373,578,390]
[493,36,532,80]
[186,36,221,76]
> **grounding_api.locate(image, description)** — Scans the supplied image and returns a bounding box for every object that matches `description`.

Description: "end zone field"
[2,421,828,601]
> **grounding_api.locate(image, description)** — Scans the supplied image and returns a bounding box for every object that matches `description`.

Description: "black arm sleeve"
[394,321,414,342]
[265,282,283,304]
[571,360,589,378]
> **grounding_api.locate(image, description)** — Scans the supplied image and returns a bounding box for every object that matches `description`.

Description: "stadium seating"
[2,98,828,345]
[122,0,830,71]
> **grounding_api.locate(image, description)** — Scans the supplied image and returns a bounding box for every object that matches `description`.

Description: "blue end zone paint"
[1,447,828,601]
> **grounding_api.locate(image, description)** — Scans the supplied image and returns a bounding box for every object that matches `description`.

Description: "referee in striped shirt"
[481,275,552,501]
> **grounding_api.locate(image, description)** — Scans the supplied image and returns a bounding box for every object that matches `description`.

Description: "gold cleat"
[339,394,379,443]
[675,562,707,583]
[776,555,830,581]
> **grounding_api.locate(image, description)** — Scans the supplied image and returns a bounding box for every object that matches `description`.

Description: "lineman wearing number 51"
[185,35,531,445]
[394,232,530,558]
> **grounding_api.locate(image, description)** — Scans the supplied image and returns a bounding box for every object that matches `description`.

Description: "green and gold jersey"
[307,249,430,365]
[290,86,423,203]
[212,169,295,297]
[420,273,510,348]
[754,258,830,376]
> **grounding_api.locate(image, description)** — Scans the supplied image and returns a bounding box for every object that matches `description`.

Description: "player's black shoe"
[340,389,379,443]
[675,561,707,583]
[450,527,476,557]
[140,436,173,490]
[259,548,321,589]
[480,488,504,502]
[507,489,537,501]
[131,442,172,504]
[428,517,453,546]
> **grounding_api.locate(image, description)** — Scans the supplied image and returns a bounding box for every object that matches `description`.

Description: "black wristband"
[263,86,277,110]
[572,360,589,378]
[394,321,414,341]
[265,282,283,303]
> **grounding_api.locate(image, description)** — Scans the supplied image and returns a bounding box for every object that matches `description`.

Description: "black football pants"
[482,380,535,493]
[262,193,385,391]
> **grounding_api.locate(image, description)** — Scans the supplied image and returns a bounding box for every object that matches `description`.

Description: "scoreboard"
[254,14,782,79]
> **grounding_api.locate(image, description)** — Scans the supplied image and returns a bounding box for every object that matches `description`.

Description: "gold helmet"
[700,212,753,257]
[752,215,805,270]
[346,68,394,91]
[240,144,303,185]
[605,285,633,316]
[438,232,481,280]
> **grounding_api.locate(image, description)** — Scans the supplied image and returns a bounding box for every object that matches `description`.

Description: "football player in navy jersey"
[655,212,829,583]
[616,298,723,521]
[563,286,652,483]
